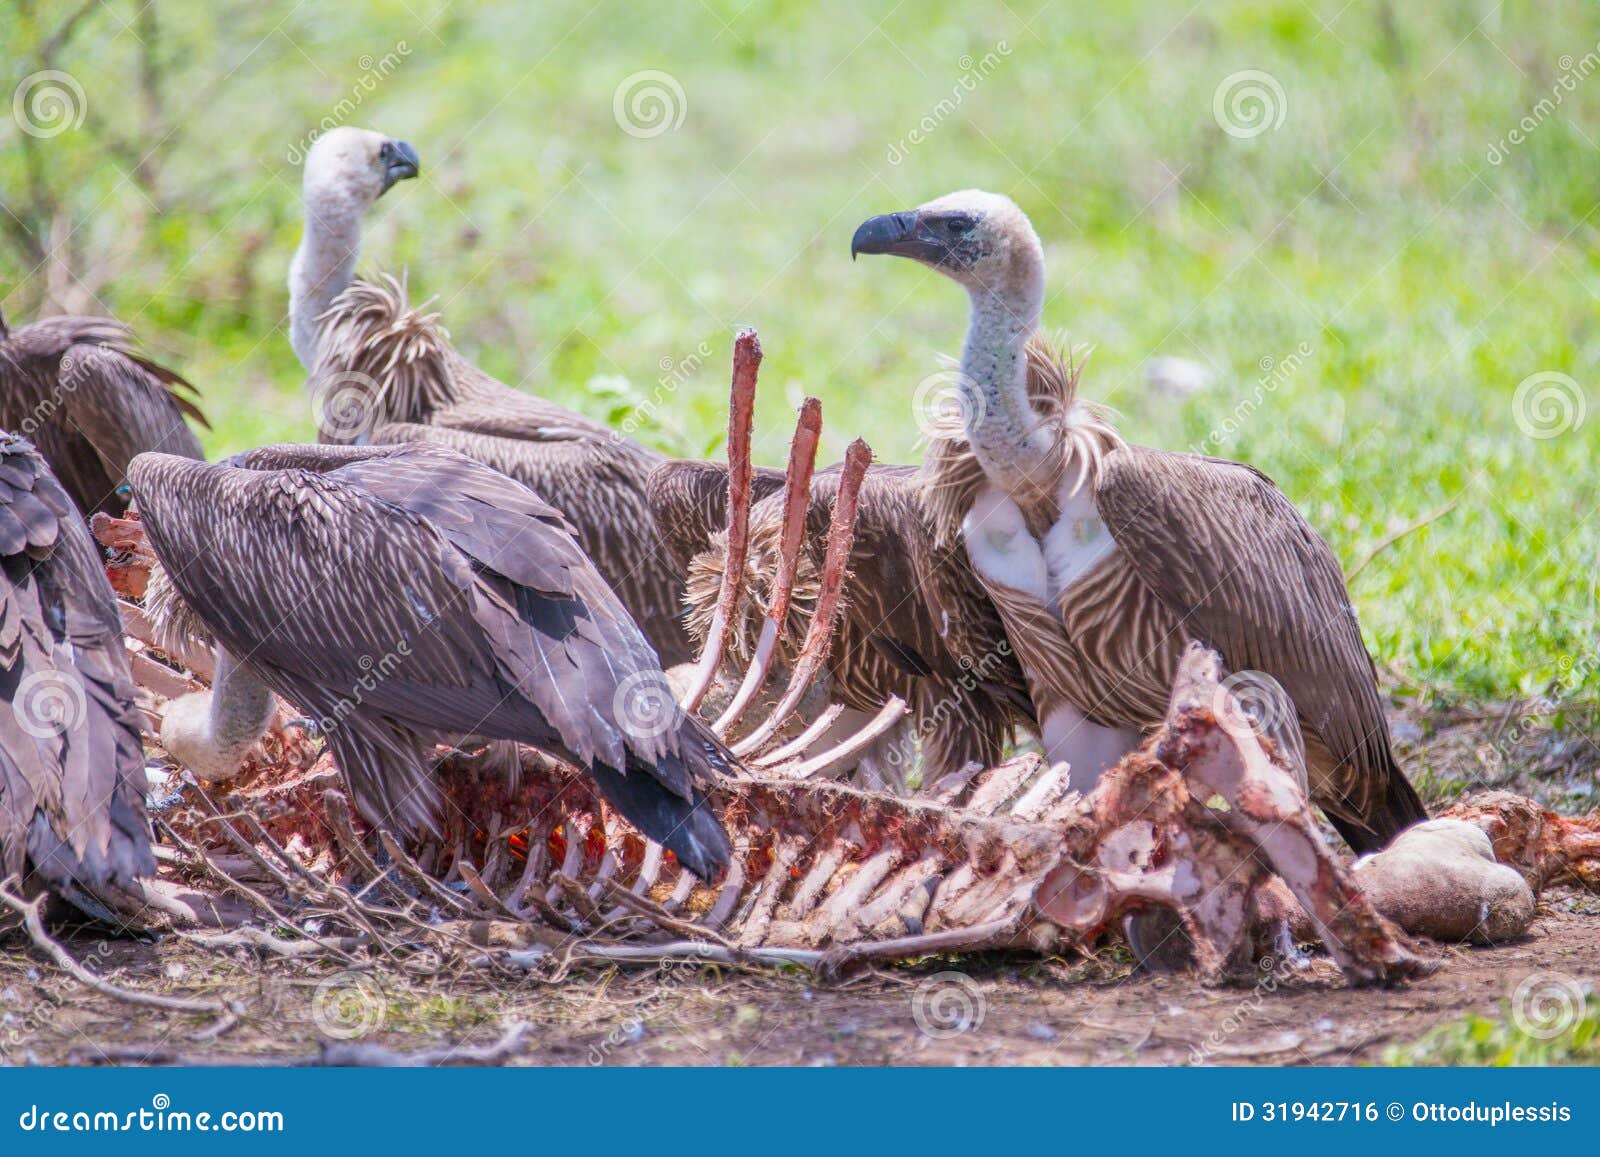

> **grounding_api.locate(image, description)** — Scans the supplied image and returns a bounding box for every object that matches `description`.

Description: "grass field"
[5,0,1600,728]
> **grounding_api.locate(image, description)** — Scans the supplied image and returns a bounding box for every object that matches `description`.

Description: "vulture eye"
[946,217,975,235]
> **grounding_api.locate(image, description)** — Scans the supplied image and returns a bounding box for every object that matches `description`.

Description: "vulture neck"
[188,650,278,774]
[959,272,1055,501]
[289,186,365,371]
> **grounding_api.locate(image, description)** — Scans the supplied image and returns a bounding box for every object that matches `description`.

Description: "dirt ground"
[1,892,1592,1068]
[3,698,1596,1068]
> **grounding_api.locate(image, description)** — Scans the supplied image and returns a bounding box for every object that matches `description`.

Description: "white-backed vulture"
[287,127,692,664]
[0,432,154,909]
[129,442,733,880]
[651,451,1037,788]
[0,306,205,516]
[851,190,1427,852]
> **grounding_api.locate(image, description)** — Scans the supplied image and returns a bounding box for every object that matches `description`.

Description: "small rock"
[733,1004,761,1030]
[1313,1018,1334,1033]
[622,1022,645,1044]
[808,1054,837,1067]
[1026,1021,1058,1041]
[0,986,19,1003]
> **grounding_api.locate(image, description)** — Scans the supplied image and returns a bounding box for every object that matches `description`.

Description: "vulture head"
[303,126,420,212]
[851,189,1044,306]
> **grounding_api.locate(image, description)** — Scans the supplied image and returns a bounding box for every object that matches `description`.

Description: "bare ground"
[3,699,1596,1068]
[0,890,1592,1068]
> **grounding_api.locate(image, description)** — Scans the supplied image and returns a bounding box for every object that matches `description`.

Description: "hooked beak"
[379,139,420,194]
[851,209,965,269]
[851,212,920,261]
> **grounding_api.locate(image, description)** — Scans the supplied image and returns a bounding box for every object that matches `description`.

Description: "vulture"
[129,442,733,880]
[851,190,1428,852]
[650,444,1037,788]
[0,433,154,910]
[0,305,205,516]
[288,127,693,664]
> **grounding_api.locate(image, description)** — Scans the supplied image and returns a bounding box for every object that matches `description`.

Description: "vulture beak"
[851,209,972,268]
[851,212,920,261]
[379,139,421,193]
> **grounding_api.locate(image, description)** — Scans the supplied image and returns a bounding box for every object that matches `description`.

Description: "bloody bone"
[679,328,761,715]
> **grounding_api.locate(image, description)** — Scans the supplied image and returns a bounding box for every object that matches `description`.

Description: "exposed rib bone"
[713,396,823,736]
[779,695,907,779]
[732,437,871,756]
[749,703,845,767]
[680,329,761,714]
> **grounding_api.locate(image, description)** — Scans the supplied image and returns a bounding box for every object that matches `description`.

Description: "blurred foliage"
[1384,994,1599,1065]
[3,0,1600,730]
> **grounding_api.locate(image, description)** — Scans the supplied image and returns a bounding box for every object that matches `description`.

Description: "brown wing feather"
[1093,445,1426,847]
[0,315,204,516]
[310,274,690,662]
[370,419,693,665]
[0,434,152,897]
[646,458,788,574]
[128,445,731,874]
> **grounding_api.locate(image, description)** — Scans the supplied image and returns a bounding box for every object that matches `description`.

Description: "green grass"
[5,0,1600,719]
[1384,995,1600,1066]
